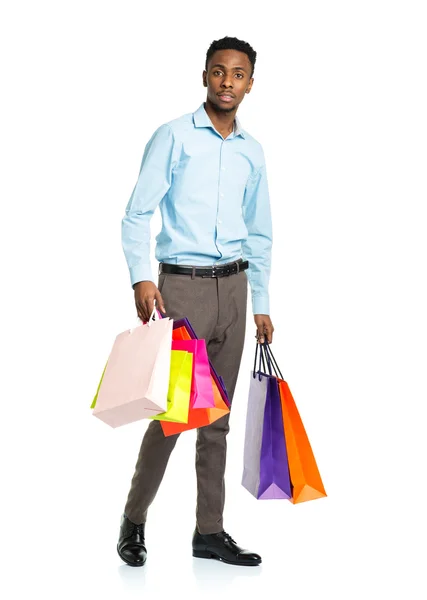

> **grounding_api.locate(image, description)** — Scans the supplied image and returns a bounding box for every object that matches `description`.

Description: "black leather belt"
[159,259,249,278]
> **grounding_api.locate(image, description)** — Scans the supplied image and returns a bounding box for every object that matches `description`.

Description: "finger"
[136,307,146,322]
[257,326,265,344]
[136,299,151,323]
[137,306,148,322]
[155,290,166,314]
[265,325,273,344]
[144,297,155,321]
[135,300,143,320]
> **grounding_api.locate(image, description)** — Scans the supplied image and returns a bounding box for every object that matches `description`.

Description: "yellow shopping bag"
[90,361,107,409]
[149,350,193,423]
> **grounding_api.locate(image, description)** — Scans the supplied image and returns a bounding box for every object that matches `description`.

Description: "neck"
[204,99,237,133]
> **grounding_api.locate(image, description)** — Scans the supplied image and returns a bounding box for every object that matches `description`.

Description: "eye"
[235,73,244,78]
[213,70,223,76]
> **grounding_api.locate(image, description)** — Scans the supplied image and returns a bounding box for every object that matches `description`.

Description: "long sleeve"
[241,152,273,315]
[121,123,176,287]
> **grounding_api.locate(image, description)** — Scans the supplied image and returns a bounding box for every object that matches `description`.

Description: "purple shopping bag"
[242,345,292,499]
[171,338,214,409]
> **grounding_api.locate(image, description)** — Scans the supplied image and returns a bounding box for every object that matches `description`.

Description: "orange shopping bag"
[173,325,191,341]
[263,342,327,504]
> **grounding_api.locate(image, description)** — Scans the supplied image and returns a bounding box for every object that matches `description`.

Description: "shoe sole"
[117,544,147,567]
[192,549,261,566]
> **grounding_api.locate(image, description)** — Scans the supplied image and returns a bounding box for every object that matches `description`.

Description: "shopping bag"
[160,371,230,436]
[91,310,173,427]
[242,343,292,499]
[158,319,230,406]
[171,339,214,408]
[157,316,230,435]
[149,350,193,423]
[263,343,327,504]
[92,350,192,424]
[173,320,230,407]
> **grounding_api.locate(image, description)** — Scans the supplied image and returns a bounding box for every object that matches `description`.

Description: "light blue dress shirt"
[121,101,273,315]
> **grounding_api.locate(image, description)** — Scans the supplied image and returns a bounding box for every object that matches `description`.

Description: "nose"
[221,75,233,88]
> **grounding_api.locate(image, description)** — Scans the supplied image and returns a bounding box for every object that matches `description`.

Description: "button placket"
[218,142,226,231]
[214,140,225,259]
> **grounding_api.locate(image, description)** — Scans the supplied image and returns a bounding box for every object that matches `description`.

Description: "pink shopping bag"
[92,314,173,428]
[172,339,214,408]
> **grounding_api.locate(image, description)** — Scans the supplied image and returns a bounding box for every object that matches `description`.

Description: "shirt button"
[220,192,224,197]
[221,166,226,171]
[218,219,222,224]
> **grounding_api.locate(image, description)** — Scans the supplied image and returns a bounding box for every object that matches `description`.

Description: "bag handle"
[253,340,267,380]
[260,341,273,377]
[261,341,283,380]
[129,307,163,334]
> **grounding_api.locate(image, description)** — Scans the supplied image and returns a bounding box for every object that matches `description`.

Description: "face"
[203,49,254,112]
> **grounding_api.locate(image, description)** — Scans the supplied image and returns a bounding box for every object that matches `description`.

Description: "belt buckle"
[201,266,216,278]
[206,264,233,278]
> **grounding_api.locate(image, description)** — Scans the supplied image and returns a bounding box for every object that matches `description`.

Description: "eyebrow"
[210,63,247,73]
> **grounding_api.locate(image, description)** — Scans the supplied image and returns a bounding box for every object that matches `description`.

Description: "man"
[118,36,274,567]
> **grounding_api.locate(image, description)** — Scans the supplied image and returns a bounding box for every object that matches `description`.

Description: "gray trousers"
[124,265,248,534]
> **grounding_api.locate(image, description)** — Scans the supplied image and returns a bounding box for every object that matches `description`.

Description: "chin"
[212,97,237,112]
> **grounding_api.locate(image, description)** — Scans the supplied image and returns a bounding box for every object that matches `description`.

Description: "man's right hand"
[133,281,166,322]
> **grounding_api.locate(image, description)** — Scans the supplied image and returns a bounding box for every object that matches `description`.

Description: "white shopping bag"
[92,310,173,428]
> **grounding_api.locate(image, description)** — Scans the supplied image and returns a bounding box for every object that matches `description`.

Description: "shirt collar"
[193,101,245,139]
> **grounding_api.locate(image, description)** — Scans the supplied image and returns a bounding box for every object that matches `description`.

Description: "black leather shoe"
[117,514,147,567]
[192,529,261,566]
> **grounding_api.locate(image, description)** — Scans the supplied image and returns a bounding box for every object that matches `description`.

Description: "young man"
[119,36,274,567]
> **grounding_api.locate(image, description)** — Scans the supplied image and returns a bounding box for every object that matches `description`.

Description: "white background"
[1,1,426,598]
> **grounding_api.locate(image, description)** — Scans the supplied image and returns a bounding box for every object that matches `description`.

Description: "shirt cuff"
[252,295,270,315]
[130,263,155,288]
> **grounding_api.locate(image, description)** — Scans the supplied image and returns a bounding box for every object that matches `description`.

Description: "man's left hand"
[254,314,274,344]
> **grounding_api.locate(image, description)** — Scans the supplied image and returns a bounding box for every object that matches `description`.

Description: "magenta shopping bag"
[242,344,292,499]
[172,339,214,409]
[172,317,230,408]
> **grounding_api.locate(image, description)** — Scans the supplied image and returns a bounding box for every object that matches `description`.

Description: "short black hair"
[205,36,257,78]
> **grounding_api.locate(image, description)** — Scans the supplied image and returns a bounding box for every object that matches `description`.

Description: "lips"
[218,94,234,102]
